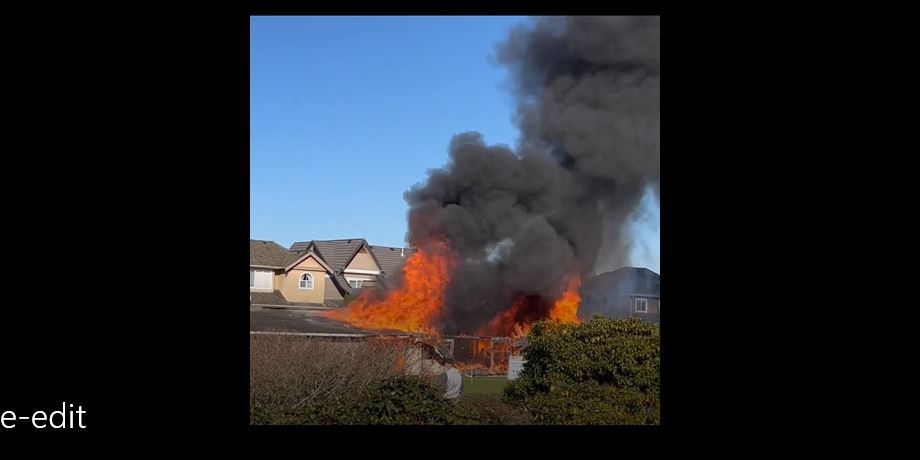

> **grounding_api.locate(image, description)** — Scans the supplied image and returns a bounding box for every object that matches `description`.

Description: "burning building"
[320,16,659,368]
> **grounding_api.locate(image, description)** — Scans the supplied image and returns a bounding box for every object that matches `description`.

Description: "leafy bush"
[458,394,534,425]
[255,374,506,425]
[251,315,661,425]
[509,381,658,424]
[503,315,660,425]
[255,371,534,425]
[347,376,468,425]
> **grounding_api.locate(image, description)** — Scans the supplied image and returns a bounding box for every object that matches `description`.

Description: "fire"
[321,236,579,348]
[392,343,407,372]
[473,339,490,355]
[549,275,581,324]
[321,239,455,337]
[477,275,581,338]
[476,295,532,338]
[453,336,516,375]
[477,296,540,338]
[512,323,533,338]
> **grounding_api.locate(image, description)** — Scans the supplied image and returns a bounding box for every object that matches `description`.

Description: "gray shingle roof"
[291,239,366,273]
[250,290,289,305]
[281,250,307,268]
[250,240,290,267]
[584,267,660,296]
[334,273,355,295]
[369,245,417,278]
[250,290,327,308]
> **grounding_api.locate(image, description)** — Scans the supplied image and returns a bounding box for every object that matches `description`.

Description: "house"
[579,267,661,323]
[249,239,341,307]
[250,238,416,307]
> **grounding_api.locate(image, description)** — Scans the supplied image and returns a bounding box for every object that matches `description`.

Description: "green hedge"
[252,375,512,425]
[251,315,660,425]
[503,315,660,424]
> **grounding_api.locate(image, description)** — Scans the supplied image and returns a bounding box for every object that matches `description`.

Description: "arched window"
[299,273,314,290]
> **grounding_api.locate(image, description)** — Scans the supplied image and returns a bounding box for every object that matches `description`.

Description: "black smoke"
[404,17,660,334]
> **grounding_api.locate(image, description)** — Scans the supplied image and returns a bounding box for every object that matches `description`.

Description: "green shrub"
[347,376,466,425]
[503,315,660,425]
[346,376,532,425]
[251,315,661,425]
[254,375,506,425]
[509,381,658,425]
[458,394,534,425]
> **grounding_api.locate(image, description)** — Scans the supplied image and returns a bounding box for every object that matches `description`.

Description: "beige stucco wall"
[346,248,380,272]
[325,275,344,301]
[294,256,324,271]
[279,270,325,303]
[277,255,327,303]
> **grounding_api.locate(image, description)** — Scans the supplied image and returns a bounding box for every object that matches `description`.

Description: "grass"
[462,376,508,396]
[459,377,533,424]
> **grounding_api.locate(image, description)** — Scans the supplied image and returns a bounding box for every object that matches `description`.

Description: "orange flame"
[321,239,455,337]
[455,337,514,374]
[476,295,531,338]
[477,275,581,338]
[549,275,581,324]
[473,339,489,355]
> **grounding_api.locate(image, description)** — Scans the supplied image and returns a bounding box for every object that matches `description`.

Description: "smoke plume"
[404,16,660,334]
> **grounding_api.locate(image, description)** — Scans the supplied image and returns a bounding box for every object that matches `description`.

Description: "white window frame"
[349,279,364,289]
[635,297,648,313]
[250,270,273,290]
[299,273,314,290]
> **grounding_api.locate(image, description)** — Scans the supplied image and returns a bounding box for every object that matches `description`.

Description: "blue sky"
[250,16,660,272]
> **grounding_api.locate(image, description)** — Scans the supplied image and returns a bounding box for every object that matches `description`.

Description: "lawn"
[463,376,508,396]
[459,376,533,424]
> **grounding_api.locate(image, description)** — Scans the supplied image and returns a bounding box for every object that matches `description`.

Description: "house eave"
[343,268,381,275]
